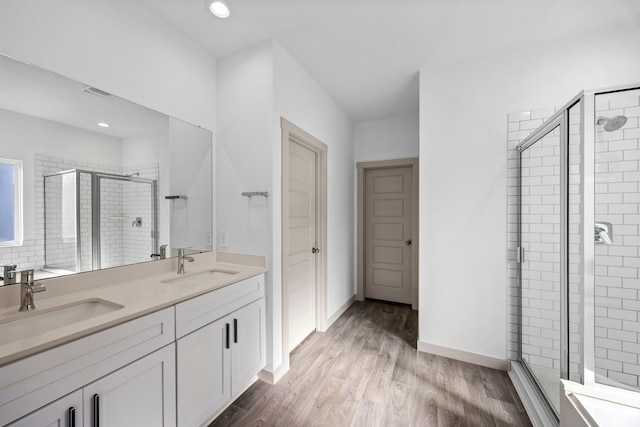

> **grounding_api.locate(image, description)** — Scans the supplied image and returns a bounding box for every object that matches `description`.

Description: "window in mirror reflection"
[0,158,22,247]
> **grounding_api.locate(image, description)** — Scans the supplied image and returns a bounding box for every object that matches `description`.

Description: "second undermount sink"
[0,299,124,347]
[161,269,239,288]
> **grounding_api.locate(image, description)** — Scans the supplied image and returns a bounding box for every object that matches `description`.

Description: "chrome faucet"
[3,265,18,285]
[177,248,195,274]
[151,244,168,261]
[19,269,46,311]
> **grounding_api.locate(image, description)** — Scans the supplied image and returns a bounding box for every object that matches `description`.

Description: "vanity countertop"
[0,257,267,367]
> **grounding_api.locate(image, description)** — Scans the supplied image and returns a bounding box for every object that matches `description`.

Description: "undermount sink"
[0,298,124,347]
[161,269,238,288]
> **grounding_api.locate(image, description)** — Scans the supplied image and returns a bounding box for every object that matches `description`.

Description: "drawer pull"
[68,406,76,427]
[93,394,100,427]
[234,318,238,343]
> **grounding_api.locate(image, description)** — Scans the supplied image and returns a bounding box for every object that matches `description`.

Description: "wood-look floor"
[210,300,532,427]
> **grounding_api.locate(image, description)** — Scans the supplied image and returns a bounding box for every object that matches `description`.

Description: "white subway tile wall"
[594,89,640,390]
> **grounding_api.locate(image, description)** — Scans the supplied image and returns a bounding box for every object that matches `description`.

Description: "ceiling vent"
[82,86,111,97]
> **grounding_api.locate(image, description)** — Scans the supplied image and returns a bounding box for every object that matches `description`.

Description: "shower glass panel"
[98,177,155,270]
[509,84,640,424]
[44,170,156,273]
[44,171,79,273]
[593,88,640,392]
[519,121,563,412]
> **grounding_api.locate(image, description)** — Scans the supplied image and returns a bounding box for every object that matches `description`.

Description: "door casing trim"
[356,158,419,309]
[281,117,328,370]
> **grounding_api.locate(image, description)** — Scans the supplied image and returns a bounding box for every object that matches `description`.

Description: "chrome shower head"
[596,115,628,132]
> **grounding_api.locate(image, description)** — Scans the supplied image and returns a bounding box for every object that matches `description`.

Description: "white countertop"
[0,256,267,367]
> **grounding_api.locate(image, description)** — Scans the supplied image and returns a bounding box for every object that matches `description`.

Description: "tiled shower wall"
[594,89,640,390]
[507,106,582,381]
[122,164,158,267]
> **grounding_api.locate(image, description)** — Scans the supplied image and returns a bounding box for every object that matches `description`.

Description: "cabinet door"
[176,317,231,427]
[83,344,176,427]
[8,390,82,427]
[231,298,266,396]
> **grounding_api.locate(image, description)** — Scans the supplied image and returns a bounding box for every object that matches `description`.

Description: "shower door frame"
[44,169,157,272]
[516,110,570,419]
[512,83,640,424]
[43,169,85,272]
[92,171,157,270]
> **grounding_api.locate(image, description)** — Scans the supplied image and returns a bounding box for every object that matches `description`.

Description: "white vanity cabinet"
[82,344,176,427]
[176,274,266,427]
[8,390,83,427]
[8,345,175,427]
[1,308,175,426]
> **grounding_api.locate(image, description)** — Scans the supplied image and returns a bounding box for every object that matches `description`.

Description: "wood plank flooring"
[210,300,532,427]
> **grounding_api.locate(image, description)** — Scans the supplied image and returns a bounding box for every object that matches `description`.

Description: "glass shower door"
[519,117,565,413]
[97,175,156,269]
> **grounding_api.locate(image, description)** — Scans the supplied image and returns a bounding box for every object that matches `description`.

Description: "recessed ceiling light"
[206,0,231,18]
[97,122,110,128]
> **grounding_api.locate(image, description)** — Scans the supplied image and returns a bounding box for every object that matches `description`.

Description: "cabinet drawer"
[0,307,175,425]
[175,274,264,338]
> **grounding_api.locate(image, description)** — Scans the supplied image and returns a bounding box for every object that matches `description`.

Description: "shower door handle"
[517,247,525,264]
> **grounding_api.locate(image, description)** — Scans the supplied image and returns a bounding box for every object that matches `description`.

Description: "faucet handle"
[20,269,35,284]
[31,281,46,293]
[177,248,185,257]
[159,244,167,259]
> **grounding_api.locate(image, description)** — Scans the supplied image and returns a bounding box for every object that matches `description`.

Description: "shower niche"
[508,84,640,424]
[44,168,157,274]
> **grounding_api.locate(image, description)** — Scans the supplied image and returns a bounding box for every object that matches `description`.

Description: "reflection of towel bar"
[165,195,188,200]
[242,191,269,198]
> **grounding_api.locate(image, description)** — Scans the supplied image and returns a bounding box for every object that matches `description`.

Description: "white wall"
[273,39,355,346]
[354,114,419,163]
[419,24,640,363]
[169,118,214,253]
[217,41,274,256]
[217,40,354,374]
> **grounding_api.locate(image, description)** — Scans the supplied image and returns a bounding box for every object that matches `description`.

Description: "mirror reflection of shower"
[43,169,157,275]
[595,115,627,131]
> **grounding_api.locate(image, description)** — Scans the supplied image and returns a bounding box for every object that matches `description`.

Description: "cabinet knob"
[405,240,412,246]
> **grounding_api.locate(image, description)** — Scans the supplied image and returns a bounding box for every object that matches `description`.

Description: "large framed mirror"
[0,53,213,283]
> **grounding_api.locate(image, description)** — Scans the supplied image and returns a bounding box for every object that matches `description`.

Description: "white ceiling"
[0,54,168,140]
[136,0,640,122]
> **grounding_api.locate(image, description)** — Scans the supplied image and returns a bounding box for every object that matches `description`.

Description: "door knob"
[312,247,319,254]
[405,240,412,246]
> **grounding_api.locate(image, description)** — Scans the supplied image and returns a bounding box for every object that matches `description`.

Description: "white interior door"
[287,141,317,351]
[365,167,413,304]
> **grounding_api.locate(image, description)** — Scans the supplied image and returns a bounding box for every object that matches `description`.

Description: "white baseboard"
[324,295,355,331]
[417,341,509,371]
[258,363,289,385]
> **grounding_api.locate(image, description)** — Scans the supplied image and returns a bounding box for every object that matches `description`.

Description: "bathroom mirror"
[0,53,213,283]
